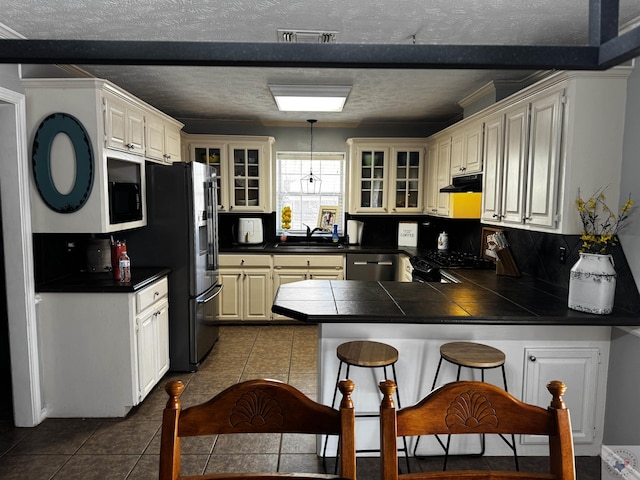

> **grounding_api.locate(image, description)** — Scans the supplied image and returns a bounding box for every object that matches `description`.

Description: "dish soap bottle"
[332,224,339,243]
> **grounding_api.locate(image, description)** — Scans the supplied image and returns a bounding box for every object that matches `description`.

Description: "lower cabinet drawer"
[136,277,168,314]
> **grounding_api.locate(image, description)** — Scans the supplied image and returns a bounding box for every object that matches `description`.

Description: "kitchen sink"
[273,241,344,249]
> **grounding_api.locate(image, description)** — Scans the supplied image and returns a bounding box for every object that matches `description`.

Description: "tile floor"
[0,324,601,479]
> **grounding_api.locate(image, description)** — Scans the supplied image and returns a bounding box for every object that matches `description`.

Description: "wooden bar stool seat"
[439,341,506,370]
[414,341,518,471]
[324,340,409,473]
[337,340,399,367]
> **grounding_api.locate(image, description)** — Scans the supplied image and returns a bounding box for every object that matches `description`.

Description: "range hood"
[440,173,483,193]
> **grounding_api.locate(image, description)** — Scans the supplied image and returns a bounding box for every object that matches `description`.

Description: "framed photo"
[481,226,502,261]
[317,206,339,229]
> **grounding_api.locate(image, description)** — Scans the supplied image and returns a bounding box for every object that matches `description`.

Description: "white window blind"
[276,151,346,234]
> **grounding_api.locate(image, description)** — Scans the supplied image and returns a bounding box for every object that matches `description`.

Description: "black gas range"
[410,250,494,283]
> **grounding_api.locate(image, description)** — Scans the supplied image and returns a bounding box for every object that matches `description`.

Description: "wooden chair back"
[379,379,575,480]
[160,378,356,480]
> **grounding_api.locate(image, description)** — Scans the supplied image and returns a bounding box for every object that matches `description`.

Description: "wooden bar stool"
[414,341,519,471]
[323,340,410,473]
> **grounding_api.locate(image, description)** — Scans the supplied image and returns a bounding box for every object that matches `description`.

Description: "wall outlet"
[559,246,566,264]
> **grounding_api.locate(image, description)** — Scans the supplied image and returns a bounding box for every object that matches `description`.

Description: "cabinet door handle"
[529,355,537,362]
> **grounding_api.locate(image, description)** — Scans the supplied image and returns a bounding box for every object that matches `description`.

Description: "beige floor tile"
[239,372,289,383]
[290,353,318,373]
[0,454,69,480]
[278,453,326,474]
[76,420,159,455]
[281,433,317,454]
[185,372,241,395]
[287,373,318,397]
[212,433,281,454]
[51,454,140,479]
[7,418,102,455]
[205,453,278,474]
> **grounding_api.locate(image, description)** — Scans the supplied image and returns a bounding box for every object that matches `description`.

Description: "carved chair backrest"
[160,378,356,480]
[379,379,575,480]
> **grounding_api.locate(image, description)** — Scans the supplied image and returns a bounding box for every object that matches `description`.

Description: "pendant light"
[300,119,322,194]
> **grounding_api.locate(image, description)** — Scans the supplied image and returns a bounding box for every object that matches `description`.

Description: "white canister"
[437,232,449,251]
[568,252,617,314]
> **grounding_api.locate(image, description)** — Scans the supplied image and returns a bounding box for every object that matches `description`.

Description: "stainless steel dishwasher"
[346,253,397,280]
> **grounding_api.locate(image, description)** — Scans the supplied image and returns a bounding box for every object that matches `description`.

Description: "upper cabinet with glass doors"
[185,135,274,212]
[348,138,425,214]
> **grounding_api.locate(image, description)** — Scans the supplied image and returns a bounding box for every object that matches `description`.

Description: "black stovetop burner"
[418,250,495,269]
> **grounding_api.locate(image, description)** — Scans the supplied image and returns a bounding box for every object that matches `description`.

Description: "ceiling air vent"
[277,29,338,43]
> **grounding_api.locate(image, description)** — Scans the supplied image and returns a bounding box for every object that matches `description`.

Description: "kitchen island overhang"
[271,274,640,327]
[272,275,638,459]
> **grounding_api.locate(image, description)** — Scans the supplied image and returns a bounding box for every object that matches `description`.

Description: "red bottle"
[111,240,127,281]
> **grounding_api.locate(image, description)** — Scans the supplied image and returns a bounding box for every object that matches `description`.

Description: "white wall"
[619,61,640,286]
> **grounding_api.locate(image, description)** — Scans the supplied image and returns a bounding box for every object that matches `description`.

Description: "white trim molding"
[0,85,43,426]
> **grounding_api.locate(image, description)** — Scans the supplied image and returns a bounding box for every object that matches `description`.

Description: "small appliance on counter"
[347,220,364,245]
[85,238,112,273]
[236,217,264,244]
[437,232,449,251]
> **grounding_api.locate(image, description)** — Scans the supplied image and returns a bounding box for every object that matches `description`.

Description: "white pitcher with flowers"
[568,187,634,314]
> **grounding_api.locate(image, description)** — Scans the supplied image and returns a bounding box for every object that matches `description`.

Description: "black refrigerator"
[124,161,221,372]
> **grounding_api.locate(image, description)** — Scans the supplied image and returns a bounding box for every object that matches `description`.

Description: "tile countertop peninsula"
[271,270,640,326]
[36,267,171,293]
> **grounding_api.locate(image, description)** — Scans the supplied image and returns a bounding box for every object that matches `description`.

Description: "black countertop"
[220,242,409,255]
[36,268,171,293]
[271,271,640,326]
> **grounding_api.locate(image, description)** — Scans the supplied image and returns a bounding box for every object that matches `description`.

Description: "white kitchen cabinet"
[184,134,275,212]
[481,89,564,228]
[37,276,170,417]
[476,69,630,233]
[190,142,227,210]
[135,279,170,400]
[272,255,344,320]
[217,254,273,321]
[104,92,146,156]
[523,347,600,446]
[145,113,183,164]
[347,138,425,214]
[424,135,451,216]
[450,121,484,176]
[390,145,424,212]
[24,78,183,233]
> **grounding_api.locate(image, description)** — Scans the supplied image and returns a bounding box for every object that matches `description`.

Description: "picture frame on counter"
[318,206,339,229]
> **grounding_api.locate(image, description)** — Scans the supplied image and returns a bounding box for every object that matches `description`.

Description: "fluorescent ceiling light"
[269,84,351,112]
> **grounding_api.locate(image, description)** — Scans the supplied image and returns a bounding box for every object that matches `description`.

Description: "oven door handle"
[196,284,223,304]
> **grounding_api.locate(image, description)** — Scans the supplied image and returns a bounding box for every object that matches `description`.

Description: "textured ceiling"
[2,0,640,127]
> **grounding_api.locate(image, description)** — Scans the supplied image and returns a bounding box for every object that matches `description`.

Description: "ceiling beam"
[0,40,602,70]
[589,0,619,45]
[599,23,640,68]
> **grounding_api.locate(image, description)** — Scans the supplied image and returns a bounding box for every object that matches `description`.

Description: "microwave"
[109,181,142,224]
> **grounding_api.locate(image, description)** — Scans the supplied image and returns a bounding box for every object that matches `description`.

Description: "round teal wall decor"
[32,112,95,213]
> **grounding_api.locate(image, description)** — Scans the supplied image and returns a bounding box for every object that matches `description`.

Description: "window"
[276,151,346,234]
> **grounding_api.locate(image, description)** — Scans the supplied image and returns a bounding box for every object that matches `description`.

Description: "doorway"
[0,192,11,421]
[0,89,42,427]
